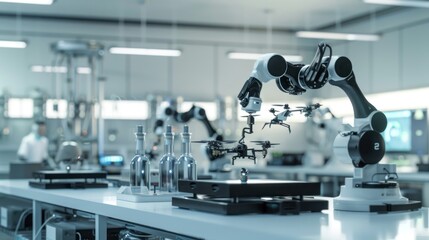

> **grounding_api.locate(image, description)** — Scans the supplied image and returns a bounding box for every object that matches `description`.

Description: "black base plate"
[369,200,422,213]
[177,179,321,198]
[32,170,107,180]
[172,196,328,215]
[29,181,108,189]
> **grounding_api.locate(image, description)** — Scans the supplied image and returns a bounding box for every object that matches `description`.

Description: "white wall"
[316,7,429,102]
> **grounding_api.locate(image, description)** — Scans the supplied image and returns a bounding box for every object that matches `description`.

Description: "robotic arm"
[238,43,333,114]
[153,103,223,142]
[237,43,419,212]
[175,105,223,141]
[328,56,387,168]
[238,44,386,168]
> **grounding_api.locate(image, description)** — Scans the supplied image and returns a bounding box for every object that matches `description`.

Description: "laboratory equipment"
[51,40,105,163]
[29,141,108,189]
[172,179,327,215]
[236,43,420,212]
[175,42,420,214]
[159,125,177,192]
[175,125,197,183]
[129,125,150,192]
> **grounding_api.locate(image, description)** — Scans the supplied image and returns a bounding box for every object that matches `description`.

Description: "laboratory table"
[0,180,428,240]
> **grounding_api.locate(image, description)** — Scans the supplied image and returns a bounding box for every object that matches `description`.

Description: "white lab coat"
[17,133,49,163]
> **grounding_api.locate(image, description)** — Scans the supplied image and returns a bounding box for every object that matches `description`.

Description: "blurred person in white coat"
[17,120,49,164]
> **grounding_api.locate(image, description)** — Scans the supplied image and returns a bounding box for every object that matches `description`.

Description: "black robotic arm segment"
[175,105,194,123]
[347,131,386,167]
[238,54,287,114]
[276,63,306,95]
[237,77,263,107]
[171,104,224,141]
[328,56,379,119]
[200,117,223,140]
[329,73,377,119]
[191,105,223,140]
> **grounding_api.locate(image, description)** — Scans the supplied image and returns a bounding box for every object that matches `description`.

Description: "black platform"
[29,170,108,189]
[172,179,328,215]
[369,201,422,213]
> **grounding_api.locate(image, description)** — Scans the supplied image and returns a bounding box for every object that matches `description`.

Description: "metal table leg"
[95,214,107,240]
[32,200,42,240]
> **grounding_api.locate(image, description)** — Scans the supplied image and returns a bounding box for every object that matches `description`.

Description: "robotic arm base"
[333,164,421,212]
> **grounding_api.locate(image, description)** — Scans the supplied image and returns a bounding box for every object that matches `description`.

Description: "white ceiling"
[0,0,389,30]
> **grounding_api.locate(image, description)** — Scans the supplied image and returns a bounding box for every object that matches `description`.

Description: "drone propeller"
[272,104,290,109]
[192,140,212,143]
[241,114,260,117]
[251,140,279,145]
[192,140,236,144]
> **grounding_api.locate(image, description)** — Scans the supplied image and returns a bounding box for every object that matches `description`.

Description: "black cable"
[304,42,332,82]
[371,167,398,182]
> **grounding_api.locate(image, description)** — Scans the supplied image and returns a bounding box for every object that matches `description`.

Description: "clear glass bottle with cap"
[129,125,150,192]
[176,125,197,185]
[159,125,177,192]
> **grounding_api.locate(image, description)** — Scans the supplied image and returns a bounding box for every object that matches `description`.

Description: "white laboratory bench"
[0,180,429,240]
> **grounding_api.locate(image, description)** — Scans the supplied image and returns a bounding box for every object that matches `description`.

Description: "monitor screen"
[382,109,428,155]
[99,155,124,167]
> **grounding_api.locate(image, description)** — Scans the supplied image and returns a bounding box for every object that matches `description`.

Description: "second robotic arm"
[327,56,387,168]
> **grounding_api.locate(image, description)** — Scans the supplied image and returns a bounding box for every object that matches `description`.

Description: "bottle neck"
[182,138,191,155]
[164,136,174,154]
[136,136,145,155]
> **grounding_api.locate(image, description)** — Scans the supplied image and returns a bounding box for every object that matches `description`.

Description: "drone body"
[263,103,322,132]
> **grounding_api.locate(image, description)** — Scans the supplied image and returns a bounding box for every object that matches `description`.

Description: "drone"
[298,103,322,117]
[192,139,235,161]
[263,104,300,132]
[263,103,322,132]
[194,114,279,164]
[193,139,278,165]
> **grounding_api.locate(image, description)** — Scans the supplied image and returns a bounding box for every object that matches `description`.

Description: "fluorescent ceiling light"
[364,0,429,8]
[109,47,181,57]
[31,65,91,74]
[296,31,380,42]
[0,40,26,48]
[0,0,54,5]
[228,52,303,62]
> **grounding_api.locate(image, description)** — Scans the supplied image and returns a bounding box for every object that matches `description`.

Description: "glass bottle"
[159,125,177,192]
[176,125,197,186]
[130,125,150,192]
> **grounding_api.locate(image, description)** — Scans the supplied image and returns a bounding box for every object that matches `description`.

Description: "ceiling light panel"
[296,31,380,42]
[364,0,429,8]
[0,0,54,5]
[109,47,181,57]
